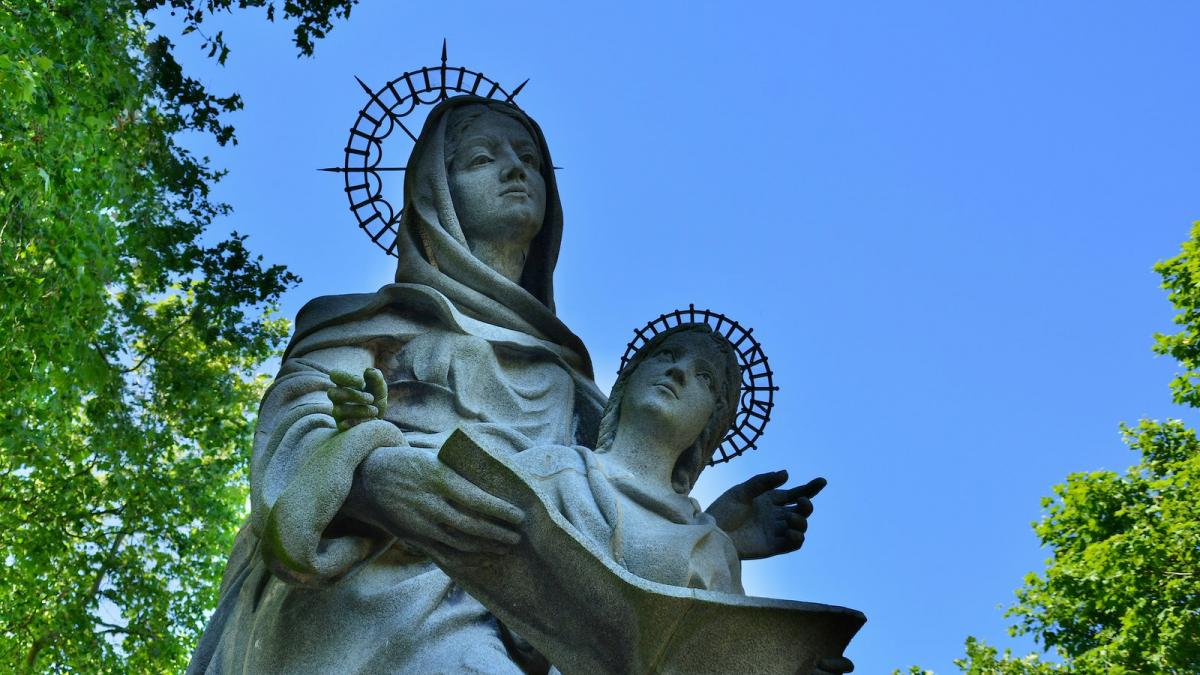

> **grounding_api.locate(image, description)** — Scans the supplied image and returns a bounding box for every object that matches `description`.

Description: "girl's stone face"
[622,332,725,450]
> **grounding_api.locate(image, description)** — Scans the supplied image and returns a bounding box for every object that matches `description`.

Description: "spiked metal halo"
[319,41,532,256]
[620,305,778,465]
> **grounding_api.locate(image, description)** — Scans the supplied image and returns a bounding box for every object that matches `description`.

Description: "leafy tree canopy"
[0,1,354,671]
[897,225,1200,674]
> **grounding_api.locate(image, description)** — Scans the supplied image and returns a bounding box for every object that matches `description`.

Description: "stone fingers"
[328,368,390,431]
[433,522,514,555]
[791,497,814,518]
[328,387,375,405]
[334,402,379,419]
[785,512,809,533]
[364,367,388,414]
[330,369,366,389]
[440,506,522,547]
[775,477,826,505]
[740,470,789,500]
[425,495,522,554]
[777,510,808,553]
[439,469,525,527]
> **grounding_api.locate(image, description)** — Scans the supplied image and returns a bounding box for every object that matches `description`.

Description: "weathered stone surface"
[434,427,865,674]
[188,94,865,675]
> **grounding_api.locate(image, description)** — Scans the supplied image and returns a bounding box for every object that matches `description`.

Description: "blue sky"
[167,2,1200,671]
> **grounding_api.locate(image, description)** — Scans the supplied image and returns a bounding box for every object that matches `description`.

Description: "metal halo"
[619,305,777,465]
[319,41,530,256]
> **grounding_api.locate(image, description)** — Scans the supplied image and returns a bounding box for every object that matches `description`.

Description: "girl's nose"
[665,364,686,385]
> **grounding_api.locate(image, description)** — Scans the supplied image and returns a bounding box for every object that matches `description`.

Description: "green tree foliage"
[0,1,354,671]
[897,225,1200,674]
[1002,415,1199,673]
[897,637,1065,675]
[1153,223,1200,410]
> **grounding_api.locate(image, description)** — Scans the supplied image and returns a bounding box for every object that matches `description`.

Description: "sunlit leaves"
[0,0,358,671]
[897,226,1200,673]
[1006,418,1200,673]
[1153,223,1200,408]
[896,638,1066,675]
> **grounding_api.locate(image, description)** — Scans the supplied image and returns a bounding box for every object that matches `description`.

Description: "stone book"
[430,428,865,675]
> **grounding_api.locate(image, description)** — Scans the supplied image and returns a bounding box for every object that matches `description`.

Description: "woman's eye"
[470,154,492,167]
[521,154,538,166]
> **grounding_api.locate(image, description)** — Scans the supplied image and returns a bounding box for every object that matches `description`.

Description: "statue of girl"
[415,322,852,674]
[511,323,753,594]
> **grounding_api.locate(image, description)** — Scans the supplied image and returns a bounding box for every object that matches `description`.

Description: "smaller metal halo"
[620,305,777,465]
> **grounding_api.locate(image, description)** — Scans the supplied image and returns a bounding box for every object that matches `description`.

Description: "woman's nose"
[499,150,526,181]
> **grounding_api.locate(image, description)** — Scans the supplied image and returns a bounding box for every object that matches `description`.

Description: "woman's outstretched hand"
[358,444,526,556]
[328,368,388,431]
[705,471,826,561]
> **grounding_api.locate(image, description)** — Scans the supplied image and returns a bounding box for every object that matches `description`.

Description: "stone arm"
[343,438,525,556]
[250,345,522,587]
[705,471,826,561]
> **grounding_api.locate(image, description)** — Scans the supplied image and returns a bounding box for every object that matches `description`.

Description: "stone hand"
[706,470,826,561]
[360,445,525,555]
[328,368,388,431]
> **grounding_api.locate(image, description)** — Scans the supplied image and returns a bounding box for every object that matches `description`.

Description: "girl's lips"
[654,382,679,398]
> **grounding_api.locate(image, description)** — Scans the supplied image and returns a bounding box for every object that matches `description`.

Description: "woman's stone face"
[622,333,724,450]
[447,111,547,247]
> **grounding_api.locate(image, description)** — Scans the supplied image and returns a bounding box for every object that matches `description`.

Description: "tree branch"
[22,531,128,673]
[122,316,191,374]
[23,631,60,675]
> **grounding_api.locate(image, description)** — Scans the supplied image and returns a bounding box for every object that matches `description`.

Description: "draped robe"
[512,443,743,594]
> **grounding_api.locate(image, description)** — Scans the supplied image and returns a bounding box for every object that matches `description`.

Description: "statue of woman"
[188,95,602,674]
[188,95,820,674]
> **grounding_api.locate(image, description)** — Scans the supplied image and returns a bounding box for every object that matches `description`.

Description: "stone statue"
[426,323,863,673]
[415,323,745,599]
[187,95,855,674]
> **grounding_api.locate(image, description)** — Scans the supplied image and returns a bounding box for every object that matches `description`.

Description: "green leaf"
[0,0,349,670]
